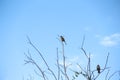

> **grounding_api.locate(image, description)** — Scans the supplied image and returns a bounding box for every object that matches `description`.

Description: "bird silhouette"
[97,64,100,73]
[60,36,66,45]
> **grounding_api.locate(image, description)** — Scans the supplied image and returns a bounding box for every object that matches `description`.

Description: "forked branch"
[26,36,57,80]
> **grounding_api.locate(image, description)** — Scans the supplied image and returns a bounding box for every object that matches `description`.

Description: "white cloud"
[69,56,79,62]
[59,54,94,70]
[100,33,120,47]
[59,56,80,69]
[59,60,71,66]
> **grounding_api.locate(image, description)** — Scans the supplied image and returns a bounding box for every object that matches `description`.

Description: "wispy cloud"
[100,33,120,47]
[59,54,94,70]
[59,56,79,67]
[84,27,92,32]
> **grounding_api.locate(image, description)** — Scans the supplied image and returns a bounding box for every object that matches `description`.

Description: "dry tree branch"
[93,53,110,80]
[26,36,57,80]
[81,35,85,49]
[24,35,119,80]
[77,63,87,74]
[71,35,91,80]
[91,67,110,80]
[24,52,46,80]
[80,35,92,80]
[58,35,70,80]
[56,48,60,80]
[108,71,120,80]
[104,53,110,70]
[87,53,91,80]
[61,39,69,80]
[105,70,110,80]
[34,70,43,78]
[81,35,89,59]
[81,48,89,59]
[34,70,49,80]
[79,36,111,80]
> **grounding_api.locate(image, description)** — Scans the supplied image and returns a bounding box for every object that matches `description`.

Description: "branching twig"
[87,53,91,80]
[61,41,69,80]
[79,36,111,80]
[58,35,69,80]
[81,35,85,48]
[108,71,120,80]
[81,35,89,59]
[56,48,60,80]
[81,48,89,59]
[104,53,110,70]
[24,35,119,80]
[105,70,110,80]
[26,36,57,80]
[94,53,110,80]
[77,63,87,74]
[24,53,46,80]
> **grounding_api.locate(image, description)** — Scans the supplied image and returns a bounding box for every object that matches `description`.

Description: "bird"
[97,64,100,73]
[60,36,66,45]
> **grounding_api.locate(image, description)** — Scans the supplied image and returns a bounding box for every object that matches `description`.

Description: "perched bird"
[97,64,100,73]
[60,36,66,45]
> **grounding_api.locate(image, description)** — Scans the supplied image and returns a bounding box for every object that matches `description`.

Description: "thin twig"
[24,53,46,80]
[62,41,69,80]
[26,36,57,80]
[77,63,87,74]
[94,53,110,80]
[87,53,91,79]
[104,53,109,69]
[81,48,89,59]
[108,71,120,80]
[81,35,88,58]
[56,48,60,80]
[81,35,85,48]
[105,70,110,80]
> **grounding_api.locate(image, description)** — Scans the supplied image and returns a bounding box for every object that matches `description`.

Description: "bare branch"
[105,70,110,80]
[94,53,110,80]
[34,69,49,80]
[24,53,46,80]
[87,53,91,79]
[34,70,43,78]
[81,35,85,48]
[81,48,89,59]
[77,63,87,74]
[26,36,57,80]
[108,71,120,80]
[104,53,109,69]
[56,48,60,80]
[100,53,110,73]
[60,36,69,80]
[81,35,89,59]
[24,35,119,80]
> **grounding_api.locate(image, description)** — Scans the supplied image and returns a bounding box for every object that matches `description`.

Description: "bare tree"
[71,36,120,80]
[24,36,70,80]
[24,35,120,80]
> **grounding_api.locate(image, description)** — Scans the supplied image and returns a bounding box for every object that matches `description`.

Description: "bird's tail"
[98,70,100,73]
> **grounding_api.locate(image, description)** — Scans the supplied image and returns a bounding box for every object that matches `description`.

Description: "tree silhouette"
[24,35,120,80]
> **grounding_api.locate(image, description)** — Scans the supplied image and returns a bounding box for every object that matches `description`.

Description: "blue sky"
[0,0,120,80]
